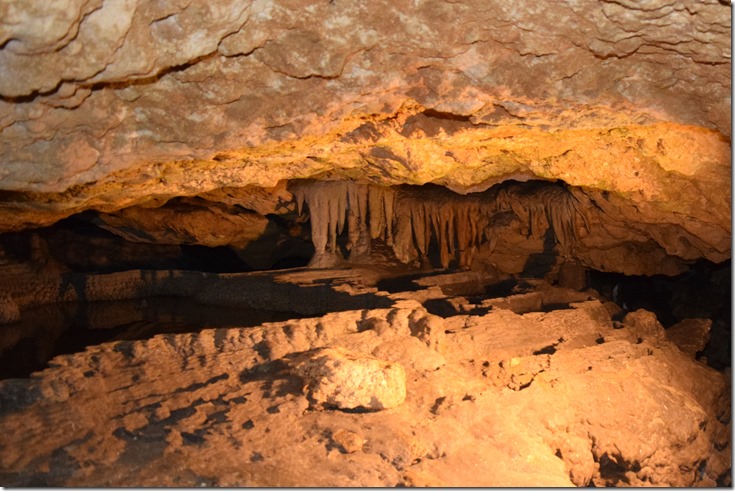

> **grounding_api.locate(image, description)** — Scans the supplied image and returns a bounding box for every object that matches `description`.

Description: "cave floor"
[0,265,731,486]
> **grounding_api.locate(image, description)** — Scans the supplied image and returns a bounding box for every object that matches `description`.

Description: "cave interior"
[0,171,732,487]
[0,0,731,487]
[1,177,730,375]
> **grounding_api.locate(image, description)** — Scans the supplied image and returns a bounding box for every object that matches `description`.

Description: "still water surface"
[0,297,305,380]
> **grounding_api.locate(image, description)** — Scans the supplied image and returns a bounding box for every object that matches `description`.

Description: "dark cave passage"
[0,297,308,380]
[0,178,717,279]
[0,179,730,379]
[588,260,732,370]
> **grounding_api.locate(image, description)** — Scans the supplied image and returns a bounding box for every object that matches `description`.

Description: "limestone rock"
[95,199,269,248]
[482,292,544,314]
[666,318,712,358]
[0,1,728,279]
[623,309,666,344]
[287,179,725,276]
[331,428,364,454]
[558,261,588,291]
[371,337,446,373]
[0,282,728,487]
[292,347,406,411]
[408,309,446,353]
[198,182,296,217]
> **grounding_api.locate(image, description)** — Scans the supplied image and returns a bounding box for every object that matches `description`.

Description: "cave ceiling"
[0,0,731,274]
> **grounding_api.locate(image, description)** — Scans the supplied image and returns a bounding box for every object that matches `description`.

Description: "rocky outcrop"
[291,179,726,275]
[666,318,712,358]
[95,199,269,248]
[0,297,728,486]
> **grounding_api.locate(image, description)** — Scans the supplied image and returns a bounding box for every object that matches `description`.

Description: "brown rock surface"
[96,198,269,248]
[667,318,713,358]
[0,294,19,324]
[0,294,728,487]
[291,347,407,411]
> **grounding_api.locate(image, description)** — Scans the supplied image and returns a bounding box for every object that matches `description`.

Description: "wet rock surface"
[0,267,729,487]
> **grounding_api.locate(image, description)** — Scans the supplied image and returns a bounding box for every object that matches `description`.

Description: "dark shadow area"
[270,256,310,269]
[0,212,313,275]
[589,259,731,370]
[0,297,307,380]
[521,227,558,279]
[422,298,493,318]
[541,302,573,312]
[588,260,730,328]
[235,215,314,270]
[0,213,253,274]
[376,271,450,293]
[423,298,462,318]
[483,278,520,299]
[180,244,252,273]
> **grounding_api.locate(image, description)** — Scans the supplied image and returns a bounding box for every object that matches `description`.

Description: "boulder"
[291,347,406,411]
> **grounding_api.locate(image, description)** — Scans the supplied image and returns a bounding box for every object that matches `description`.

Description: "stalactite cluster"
[291,180,589,270]
[292,181,395,268]
[494,185,591,257]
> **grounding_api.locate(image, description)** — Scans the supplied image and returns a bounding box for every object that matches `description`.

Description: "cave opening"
[0,178,729,379]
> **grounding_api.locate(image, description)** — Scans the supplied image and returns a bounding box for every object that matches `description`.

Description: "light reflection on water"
[0,297,304,380]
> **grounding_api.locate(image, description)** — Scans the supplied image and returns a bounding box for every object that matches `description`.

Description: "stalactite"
[346,183,370,257]
[368,186,386,242]
[392,213,416,264]
[291,180,351,267]
[538,185,590,258]
[291,179,590,270]
[382,187,395,246]
[412,203,427,258]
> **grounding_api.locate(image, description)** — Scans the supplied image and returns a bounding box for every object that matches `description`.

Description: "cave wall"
[0,0,731,275]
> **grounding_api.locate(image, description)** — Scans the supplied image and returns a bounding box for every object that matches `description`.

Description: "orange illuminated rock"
[0,1,728,278]
[292,347,407,411]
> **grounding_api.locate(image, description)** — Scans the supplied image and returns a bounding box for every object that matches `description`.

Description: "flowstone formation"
[0,271,730,487]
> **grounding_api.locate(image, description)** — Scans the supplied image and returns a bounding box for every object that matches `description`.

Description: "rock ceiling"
[0,0,731,273]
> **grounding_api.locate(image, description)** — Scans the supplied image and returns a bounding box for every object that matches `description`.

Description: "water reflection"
[0,297,304,379]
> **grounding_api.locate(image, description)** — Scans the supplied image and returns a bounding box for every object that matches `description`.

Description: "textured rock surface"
[292,347,407,411]
[95,198,269,248]
[289,179,726,275]
[0,293,728,486]
[0,4,731,484]
[0,0,730,276]
[666,318,712,358]
[0,294,19,324]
